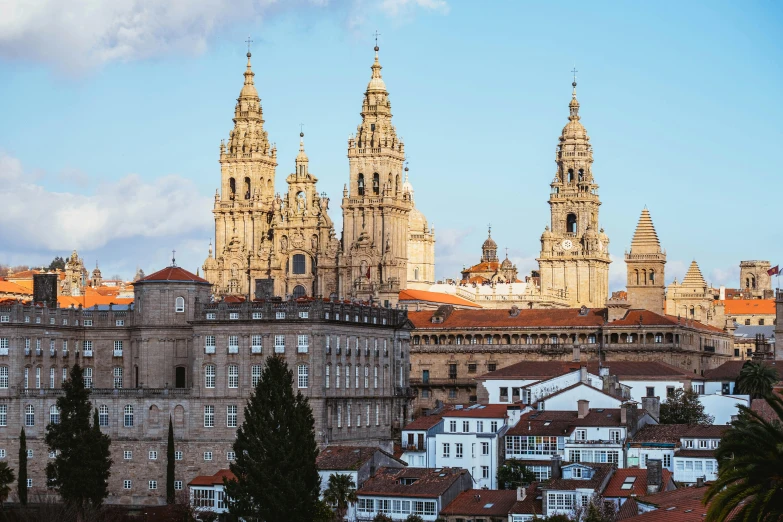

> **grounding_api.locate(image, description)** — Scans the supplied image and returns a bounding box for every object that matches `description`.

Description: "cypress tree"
[166,416,175,504]
[224,356,320,521]
[45,364,112,513]
[17,428,26,506]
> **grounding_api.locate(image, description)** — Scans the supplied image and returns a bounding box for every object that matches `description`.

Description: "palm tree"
[705,393,783,521]
[735,361,778,399]
[0,462,14,509]
[323,473,358,521]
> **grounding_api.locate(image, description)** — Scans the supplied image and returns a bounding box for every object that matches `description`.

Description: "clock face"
[562,239,573,251]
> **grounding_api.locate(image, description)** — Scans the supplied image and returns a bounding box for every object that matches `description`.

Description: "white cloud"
[0,152,212,252]
[0,0,447,71]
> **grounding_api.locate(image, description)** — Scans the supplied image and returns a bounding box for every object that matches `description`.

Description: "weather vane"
[373,30,381,48]
[245,36,253,54]
[571,66,578,84]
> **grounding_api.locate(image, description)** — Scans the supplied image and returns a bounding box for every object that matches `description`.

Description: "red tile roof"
[358,467,468,498]
[546,463,614,491]
[188,469,236,486]
[703,360,781,381]
[603,468,673,498]
[440,489,520,516]
[316,446,402,471]
[617,497,639,520]
[138,266,209,284]
[482,361,693,381]
[404,405,469,431]
[399,289,482,308]
[676,449,716,458]
[506,409,625,436]
[630,424,727,445]
[629,486,712,521]
[443,404,510,419]
[722,299,776,315]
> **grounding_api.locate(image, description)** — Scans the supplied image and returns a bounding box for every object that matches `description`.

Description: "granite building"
[0,266,412,506]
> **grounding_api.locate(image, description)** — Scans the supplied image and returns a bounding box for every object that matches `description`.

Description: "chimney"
[551,455,562,480]
[577,400,589,419]
[641,396,660,422]
[719,286,726,300]
[517,486,527,501]
[696,477,705,488]
[646,459,662,494]
[33,273,58,309]
[620,405,627,425]
[579,366,588,384]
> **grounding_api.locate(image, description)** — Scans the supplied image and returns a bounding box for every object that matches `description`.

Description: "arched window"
[649,270,655,284]
[395,174,400,194]
[566,213,577,234]
[642,269,648,285]
[229,177,236,198]
[635,270,640,285]
[98,405,109,427]
[751,275,756,289]
[244,176,251,199]
[358,174,365,196]
[175,296,185,313]
[204,365,216,388]
[297,365,309,389]
[124,405,134,427]
[373,173,380,195]
[690,306,695,317]
[292,254,306,275]
[175,367,186,388]
[578,169,584,181]
[567,169,574,183]
[49,405,60,425]
[25,405,34,426]
[292,285,306,299]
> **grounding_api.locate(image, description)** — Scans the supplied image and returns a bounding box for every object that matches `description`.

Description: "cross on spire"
[171,250,176,267]
[373,30,381,47]
[571,66,578,86]
[488,223,492,236]
[245,36,253,54]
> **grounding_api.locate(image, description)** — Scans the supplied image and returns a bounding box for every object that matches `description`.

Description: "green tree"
[45,364,112,514]
[17,428,26,506]
[48,256,66,271]
[0,462,14,509]
[224,356,321,521]
[736,361,778,400]
[323,473,358,520]
[167,416,175,504]
[404,516,425,522]
[497,460,537,489]
[705,393,783,521]
[659,388,714,425]
[372,514,394,522]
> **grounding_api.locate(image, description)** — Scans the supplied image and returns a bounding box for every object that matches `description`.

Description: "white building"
[698,393,750,425]
[542,461,614,518]
[401,411,446,468]
[188,469,234,515]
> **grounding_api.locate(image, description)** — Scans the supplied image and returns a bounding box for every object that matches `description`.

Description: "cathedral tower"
[339,45,412,304]
[404,167,436,290]
[625,208,666,314]
[537,78,611,307]
[203,51,278,296]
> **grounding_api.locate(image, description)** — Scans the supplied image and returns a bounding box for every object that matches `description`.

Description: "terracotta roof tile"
[545,463,613,491]
[506,409,624,436]
[482,361,693,381]
[316,446,403,471]
[0,280,32,295]
[441,489,520,516]
[138,266,209,284]
[398,289,482,308]
[676,449,716,458]
[358,467,468,498]
[628,488,709,521]
[188,469,236,486]
[603,468,673,498]
[722,299,776,315]
[443,404,510,419]
[703,360,781,381]
[617,497,639,520]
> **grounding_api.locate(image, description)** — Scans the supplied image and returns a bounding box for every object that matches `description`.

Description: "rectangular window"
[124,406,134,427]
[274,335,285,353]
[456,443,463,458]
[355,366,359,388]
[149,451,157,460]
[482,441,490,455]
[482,465,490,479]
[83,368,92,389]
[663,453,672,468]
[228,366,239,388]
[174,480,183,491]
[227,405,237,428]
[575,429,586,441]
[491,421,498,432]
[123,480,131,489]
[298,311,309,319]
[26,449,33,459]
[463,421,470,433]
[227,451,236,461]
[114,340,123,356]
[298,365,309,388]
[450,420,457,432]
[0,367,8,389]
[205,366,216,388]
[83,319,93,327]
[204,452,213,461]
[228,335,239,353]
[252,312,262,320]
[229,312,239,320]
[206,312,216,320]
[0,338,7,356]
[116,319,124,327]
[124,451,132,460]
[205,335,216,354]
[325,366,330,388]
[113,367,123,389]
[204,405,215,428]
[148,481,157,490]
[297,335,309,353]
[275,311,285,320]
[35,367,40,389]
[0,316,8,323]
[49,368,54,389]
[174,451,182,461]
[251,365,261,388]
[442,443,450,458]
[0,405,6,427]
[251,335,262,354]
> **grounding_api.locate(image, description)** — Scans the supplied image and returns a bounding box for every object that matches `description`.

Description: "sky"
[0,0,781,291]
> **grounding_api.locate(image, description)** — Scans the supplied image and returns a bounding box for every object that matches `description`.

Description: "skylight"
[484,503,494,508]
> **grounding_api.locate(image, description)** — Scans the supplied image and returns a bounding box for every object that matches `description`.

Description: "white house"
[698,393,750,425]
[542,460,614,518]
[188,469,234,515]
[401,412,445,468]
[434,404,521,489]
[356,467,472,521]
[536,383,623,411]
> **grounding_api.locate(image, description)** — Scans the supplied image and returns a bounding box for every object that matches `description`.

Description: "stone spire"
[296,131,309,167]
[629,208,662,254]
[225,50,272,160]
[682,260,707,287]
[240,51,258,99]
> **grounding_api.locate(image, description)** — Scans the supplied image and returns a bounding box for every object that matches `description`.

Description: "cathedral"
[202,46,435,305]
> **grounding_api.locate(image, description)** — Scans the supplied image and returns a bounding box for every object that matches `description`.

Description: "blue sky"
[0,0,781,291]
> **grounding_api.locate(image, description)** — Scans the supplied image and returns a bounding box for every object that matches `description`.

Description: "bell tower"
[625,208,666,314]
[203,49,278,296]
[537,75,611,307]
[339,44,411,305]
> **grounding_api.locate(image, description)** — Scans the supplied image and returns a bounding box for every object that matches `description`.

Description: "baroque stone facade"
[203,47,434,305]
[0,267,412,506]
[537,81,611,308]
[625,208,666,315]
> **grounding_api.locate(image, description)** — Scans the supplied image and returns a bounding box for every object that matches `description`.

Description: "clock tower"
[537,77,610,308]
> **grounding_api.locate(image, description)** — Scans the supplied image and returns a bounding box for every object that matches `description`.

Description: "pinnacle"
[629,208,662,254]
[681,260,707,287]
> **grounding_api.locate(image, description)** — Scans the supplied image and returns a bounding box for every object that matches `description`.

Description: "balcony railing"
[251,346,262,354]
[205,346,215,354]
[50,349,56,358]
[83,350,93,357]
[228,346,239,354]
[113,349,123,357]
